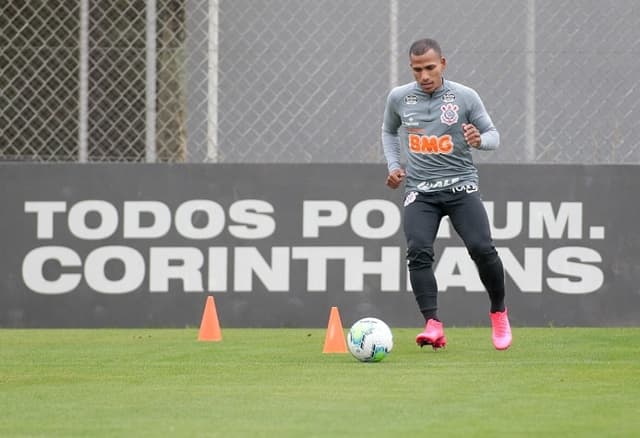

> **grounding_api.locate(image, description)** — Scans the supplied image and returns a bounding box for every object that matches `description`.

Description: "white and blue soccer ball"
[347,317,393,362]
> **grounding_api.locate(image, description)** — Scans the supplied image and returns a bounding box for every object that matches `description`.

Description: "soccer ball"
[347,317,393,362]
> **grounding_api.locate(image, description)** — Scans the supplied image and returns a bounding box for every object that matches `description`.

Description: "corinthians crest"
[440,103,459,126]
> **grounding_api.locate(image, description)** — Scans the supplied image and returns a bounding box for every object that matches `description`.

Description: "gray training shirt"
[381,79,499,193]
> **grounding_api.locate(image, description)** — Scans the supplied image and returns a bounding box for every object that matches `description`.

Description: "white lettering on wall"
[228,200,275,239]
[343,246,400,291]
[499,247,543,292]
[234,247,290,292]
[485,201,524,239]
[302,200,348,238]
[349,200,400,239]
[149,247,204,292]
[84,246,145,294]
[22,246,81,294]
[547,246,603,294]
[68,200,119,240]
[434,247,484,291]
[20,199,606,296]
[175,200,225,239]
[208,247,228,292]
[529,202,582,239]
[24,201,66,239]
[123,201,171,239]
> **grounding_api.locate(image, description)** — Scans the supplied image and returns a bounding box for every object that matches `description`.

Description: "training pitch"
[1,328,638,437]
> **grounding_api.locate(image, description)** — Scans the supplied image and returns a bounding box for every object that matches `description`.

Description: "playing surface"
[1,328,638,437]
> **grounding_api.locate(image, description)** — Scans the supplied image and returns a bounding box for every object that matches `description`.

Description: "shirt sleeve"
[468,89,500,151]
[381,91,402,171]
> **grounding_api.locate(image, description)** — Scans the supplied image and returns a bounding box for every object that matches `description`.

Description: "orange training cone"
[198,296,222,341]
[322,306,348,353]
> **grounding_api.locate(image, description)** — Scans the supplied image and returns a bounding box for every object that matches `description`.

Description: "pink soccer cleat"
[416,319,447,350]
[490,309,512,350]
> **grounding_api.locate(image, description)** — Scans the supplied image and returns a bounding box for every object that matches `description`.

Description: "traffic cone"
[198,296,222,341]
[322,306,348,353]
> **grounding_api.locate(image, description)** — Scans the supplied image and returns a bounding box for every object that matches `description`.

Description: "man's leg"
[403,192,447,348]
[404,192,443,320]
[446,190,505,312]
[446,190,512,349]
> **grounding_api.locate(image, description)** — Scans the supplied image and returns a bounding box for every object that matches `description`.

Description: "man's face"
[410,49,446,93]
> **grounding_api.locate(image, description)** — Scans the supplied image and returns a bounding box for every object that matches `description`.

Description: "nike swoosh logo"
[402,112,418,118]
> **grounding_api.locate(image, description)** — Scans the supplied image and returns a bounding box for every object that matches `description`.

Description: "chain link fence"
[1,0,639,163]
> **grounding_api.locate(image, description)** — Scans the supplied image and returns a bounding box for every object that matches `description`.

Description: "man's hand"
[386,168,405,189]
[462,123,481,148]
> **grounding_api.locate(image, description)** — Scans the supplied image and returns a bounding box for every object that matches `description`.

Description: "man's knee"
[468,242,498,266]
[407,246,435,271]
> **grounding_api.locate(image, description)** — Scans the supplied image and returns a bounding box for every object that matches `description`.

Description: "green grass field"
[1,328,639,437]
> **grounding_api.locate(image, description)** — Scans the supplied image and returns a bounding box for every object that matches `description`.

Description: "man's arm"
[381,91,402,171]
[467,89,499,151]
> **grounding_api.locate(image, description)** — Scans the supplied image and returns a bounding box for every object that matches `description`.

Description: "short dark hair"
[409,39,442,57]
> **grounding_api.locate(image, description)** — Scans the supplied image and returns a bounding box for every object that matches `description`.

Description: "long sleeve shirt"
[381,79,499,193]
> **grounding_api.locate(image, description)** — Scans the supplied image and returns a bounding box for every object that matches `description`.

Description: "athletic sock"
[409,267,439,322]
[476,254,506,314]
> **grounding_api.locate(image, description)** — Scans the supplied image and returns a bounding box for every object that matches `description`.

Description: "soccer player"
[381,38,512,350]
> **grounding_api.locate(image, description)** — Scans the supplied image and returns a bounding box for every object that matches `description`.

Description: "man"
[381,38,512,350]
